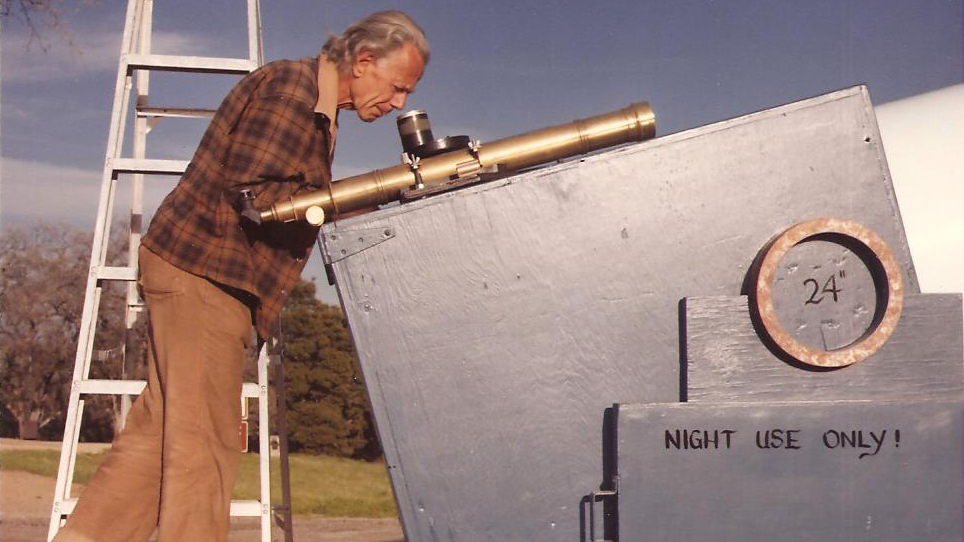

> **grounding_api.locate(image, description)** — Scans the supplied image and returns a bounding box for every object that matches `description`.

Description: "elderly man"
[54,11,428,542]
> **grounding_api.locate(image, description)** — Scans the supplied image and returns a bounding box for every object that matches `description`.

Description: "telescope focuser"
[257,102,656,225]
[238,189,261,225]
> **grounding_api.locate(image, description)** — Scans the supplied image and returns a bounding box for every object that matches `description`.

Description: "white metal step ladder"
[47,1,292,541]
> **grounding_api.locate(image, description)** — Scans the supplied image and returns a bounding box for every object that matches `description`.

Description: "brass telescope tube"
[260,102,655,224]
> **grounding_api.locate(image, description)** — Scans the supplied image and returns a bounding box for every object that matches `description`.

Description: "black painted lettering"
[805,274,844,305]
[665,429,736,451]
[785,430,801,449]
[822,274,841,302]
[823,430,839,448]
[804,278,822,305]
[824,429,895,458]
[756,429,801,450]
[858,430,887,459]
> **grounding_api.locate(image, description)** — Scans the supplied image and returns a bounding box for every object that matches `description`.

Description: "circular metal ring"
[752,218,904,368]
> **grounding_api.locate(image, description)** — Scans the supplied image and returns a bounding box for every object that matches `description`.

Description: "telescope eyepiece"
[397,110,434,155]
[397,109,471,159]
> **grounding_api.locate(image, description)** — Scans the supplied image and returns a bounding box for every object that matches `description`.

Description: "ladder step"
[137,106,217,119]
[111,158,189,175]
[75,380,259,397]
[242,383,261,398]
[77,379,146,395]
[55,499,77,515]
[126,53,256,75]
[230,500,265,516]
[57,499,267,517]
[97,266,138,281]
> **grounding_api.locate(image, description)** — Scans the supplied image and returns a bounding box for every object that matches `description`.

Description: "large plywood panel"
[321,87,918,542]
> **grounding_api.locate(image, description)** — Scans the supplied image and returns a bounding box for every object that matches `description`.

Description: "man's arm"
[220,92,331,215]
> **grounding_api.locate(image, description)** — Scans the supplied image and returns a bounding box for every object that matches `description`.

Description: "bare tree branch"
[0,0,77,51]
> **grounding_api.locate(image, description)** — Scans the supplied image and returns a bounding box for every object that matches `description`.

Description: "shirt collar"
[315,54,339,157]
[315,54,339,124]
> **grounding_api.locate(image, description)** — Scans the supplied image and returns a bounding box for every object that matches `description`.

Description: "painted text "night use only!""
[663,429,902,459]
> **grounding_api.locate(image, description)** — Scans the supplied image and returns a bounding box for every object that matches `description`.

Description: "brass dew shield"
[260,102,656,224]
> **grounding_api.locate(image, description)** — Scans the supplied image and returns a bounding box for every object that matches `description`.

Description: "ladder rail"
[49,0,144,536]
[258,346,273,542]
[247,0,265,66]
[274,359,295,542]
[120,0,153,428]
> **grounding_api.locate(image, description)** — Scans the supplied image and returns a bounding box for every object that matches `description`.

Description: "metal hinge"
[319,226,395,264]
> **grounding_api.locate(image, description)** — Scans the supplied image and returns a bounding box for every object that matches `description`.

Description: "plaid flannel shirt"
[142,56,335,340]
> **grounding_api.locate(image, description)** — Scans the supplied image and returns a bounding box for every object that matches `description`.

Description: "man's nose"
[390,92,407,110]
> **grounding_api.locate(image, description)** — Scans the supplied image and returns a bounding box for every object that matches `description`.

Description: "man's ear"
[352,50,375,77]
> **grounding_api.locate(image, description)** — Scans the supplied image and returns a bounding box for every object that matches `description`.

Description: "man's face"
[349,42,425,122]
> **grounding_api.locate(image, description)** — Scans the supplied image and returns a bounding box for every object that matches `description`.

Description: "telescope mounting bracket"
[402,153,425,190]
[400,170,512,201]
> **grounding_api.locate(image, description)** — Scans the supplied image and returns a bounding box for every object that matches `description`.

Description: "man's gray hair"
[322,10,430,74]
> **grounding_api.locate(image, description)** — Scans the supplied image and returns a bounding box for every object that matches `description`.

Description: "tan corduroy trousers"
[54,246,253,542]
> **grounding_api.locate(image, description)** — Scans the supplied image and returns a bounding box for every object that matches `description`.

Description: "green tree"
[280,279,380,458]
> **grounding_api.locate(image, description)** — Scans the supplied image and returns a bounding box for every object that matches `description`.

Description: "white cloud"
[2,29,119,84]
[1,157,101,227]
[0,157,176,230]
[1,28,217,84]
[150,29,221,56]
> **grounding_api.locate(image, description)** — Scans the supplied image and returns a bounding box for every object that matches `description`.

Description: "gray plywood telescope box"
[319,86,944,542]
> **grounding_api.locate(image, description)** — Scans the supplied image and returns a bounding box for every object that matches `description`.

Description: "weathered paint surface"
[616,401,963,542]
[685,294,963,402]
[321,86,918,542]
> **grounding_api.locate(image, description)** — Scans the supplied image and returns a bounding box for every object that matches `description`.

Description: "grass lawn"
[0,449,398,518]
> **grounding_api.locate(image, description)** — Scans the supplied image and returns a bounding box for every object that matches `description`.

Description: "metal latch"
[588,489,616,542]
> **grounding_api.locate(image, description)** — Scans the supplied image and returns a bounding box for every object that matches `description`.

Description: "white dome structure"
[876,84,964,294]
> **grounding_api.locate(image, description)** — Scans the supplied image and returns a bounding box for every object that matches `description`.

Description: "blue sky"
[2,0,962,303]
